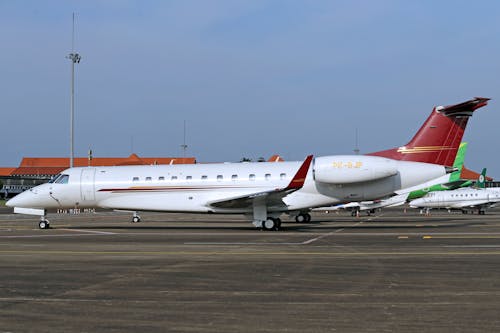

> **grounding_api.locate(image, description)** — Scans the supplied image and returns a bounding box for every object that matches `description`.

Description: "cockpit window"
[55,174,70,184]
[48,174,60,183]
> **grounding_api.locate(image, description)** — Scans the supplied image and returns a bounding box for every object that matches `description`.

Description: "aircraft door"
[80,168,96,202]
[438,193,444,207]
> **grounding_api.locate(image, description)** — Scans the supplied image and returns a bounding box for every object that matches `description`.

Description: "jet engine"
[312,155,447,201]
[313,156,398,184]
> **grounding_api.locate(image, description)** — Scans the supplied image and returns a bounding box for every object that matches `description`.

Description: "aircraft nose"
[6,191,35,208]
[5,196,17,207]
[409,198,423,208]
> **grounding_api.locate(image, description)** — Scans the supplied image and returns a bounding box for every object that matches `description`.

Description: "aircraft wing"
[313,202,361,212]
[208,155,313,210]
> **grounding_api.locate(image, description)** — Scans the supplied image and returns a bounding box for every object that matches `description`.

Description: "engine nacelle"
[313,155,398,184]
[312,155,447,201]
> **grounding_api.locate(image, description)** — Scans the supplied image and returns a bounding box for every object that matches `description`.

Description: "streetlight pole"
[66,13,81,168]
[180,120,188,158]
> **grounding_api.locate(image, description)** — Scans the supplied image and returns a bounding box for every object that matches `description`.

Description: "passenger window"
[217,175,223,181]
[145,177,152,182]
[133,177,139,182]
[249,174,256,181]
[231,175,238,181]
[201,175,208,180]
[280,173,286,180]
[158,176,165,181]
[265,173,271,180]
[186,176,192,180]
[171,176,178,181]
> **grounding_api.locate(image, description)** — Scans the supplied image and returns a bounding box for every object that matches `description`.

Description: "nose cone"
[409,198,424,208]
[6,190,37,208]
[5,196,17,207]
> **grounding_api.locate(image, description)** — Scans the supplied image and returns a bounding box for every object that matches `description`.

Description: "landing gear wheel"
[132,216,141,223]
[295,214,305,223]
[263,218,277,231]
[295,213,311,223]
[39,220,50,229]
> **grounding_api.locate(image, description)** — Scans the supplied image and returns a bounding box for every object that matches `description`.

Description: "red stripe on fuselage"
[98,185,271,193]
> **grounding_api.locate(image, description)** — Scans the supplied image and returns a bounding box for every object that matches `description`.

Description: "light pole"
[66,13,81,168]
[180,120,188,158]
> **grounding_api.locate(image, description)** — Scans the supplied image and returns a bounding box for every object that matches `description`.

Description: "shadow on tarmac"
[55,220,486,232]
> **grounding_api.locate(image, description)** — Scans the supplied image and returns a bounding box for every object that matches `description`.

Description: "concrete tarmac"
[1,208,500,332]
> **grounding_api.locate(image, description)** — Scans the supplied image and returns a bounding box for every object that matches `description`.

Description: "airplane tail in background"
[368,97,489,166]
[449,142,467,183]
[476,168,487,189]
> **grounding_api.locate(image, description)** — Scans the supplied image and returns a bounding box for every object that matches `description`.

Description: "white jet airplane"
[7,97,489,230]
[409,168,500,215]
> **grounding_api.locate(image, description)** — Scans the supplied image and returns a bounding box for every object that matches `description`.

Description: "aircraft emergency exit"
[7,97,489,230]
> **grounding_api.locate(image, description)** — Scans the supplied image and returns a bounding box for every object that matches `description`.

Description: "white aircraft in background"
[409,168,500,215]
[7,97,489,230]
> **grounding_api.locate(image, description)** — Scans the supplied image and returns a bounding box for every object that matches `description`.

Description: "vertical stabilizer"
[476,168,487,189]
[405,142,469,201]
[449,142,467,182]
[368,97,489,166]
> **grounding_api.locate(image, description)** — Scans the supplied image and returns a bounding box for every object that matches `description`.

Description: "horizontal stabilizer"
[437,97,490,116]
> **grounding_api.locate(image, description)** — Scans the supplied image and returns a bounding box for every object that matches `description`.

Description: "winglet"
[286,155,313,190]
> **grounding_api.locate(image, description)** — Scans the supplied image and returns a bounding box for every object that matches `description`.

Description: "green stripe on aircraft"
[406,142,468,201]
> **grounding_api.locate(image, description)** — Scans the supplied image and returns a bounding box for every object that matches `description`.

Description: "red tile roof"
[267,155,284,162]
[19,154,196,167]
[8,154,196,177]
[0,168,16,177]
[11,167,67,176]
[461,166,493,181]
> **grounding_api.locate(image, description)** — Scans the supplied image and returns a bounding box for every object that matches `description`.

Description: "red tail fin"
[368,97,489,166]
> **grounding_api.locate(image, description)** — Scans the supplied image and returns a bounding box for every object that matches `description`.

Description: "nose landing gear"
[132,212,141,223]
[39,217,50,229]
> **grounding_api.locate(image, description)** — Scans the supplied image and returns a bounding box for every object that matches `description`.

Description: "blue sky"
[1,1,499,176]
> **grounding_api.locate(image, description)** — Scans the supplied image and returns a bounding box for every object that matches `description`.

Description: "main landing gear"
[261,217,282,231]
[295,213,311,223]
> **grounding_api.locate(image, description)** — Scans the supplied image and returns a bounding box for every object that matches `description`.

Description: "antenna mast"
[353,128,360,155]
